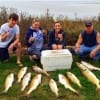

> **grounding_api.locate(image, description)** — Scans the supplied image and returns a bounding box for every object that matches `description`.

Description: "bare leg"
[58,44,63,50]
[15,42,23,66]
[52,44,58,50]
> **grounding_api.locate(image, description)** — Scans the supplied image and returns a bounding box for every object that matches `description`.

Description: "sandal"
[17,62,23,67]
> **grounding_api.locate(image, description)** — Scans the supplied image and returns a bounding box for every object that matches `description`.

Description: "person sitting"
[48,21,66,50]
[75,21,100,61]
[0,13,23,66]
[26,19,44,62]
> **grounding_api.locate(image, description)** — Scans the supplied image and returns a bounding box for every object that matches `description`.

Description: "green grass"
[0,55,100,100]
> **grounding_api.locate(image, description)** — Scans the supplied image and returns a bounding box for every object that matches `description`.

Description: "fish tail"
[75,91,80,96]
[21,87,25,91]
[17,79,21,83]
[43,70,50,77]
[2,89,8,93]
[55,92,59,97]
[0,90,7,95]
[96,85,100,91]
[78,83,82,88]
[69,87,79,96]
[24,88,32,96]
[24,91,30,97]
[45,73,50,77]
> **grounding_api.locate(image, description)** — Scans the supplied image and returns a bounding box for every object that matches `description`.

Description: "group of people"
[0,13,100,66]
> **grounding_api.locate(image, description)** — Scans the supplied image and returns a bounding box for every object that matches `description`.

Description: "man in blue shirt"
[75,21,100,61]
[26,19,43,62]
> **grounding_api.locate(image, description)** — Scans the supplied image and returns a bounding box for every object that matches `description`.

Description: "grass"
[0,55,100,100]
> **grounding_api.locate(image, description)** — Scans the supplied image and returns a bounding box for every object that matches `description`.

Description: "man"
[0,13,23,66]
[26,19,44,62]
[48,21,66,50]
[75,21,100,61]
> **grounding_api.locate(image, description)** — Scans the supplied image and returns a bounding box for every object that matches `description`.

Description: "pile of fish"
[76,61,100,90]
[1,61,100,97]
[2,66,50,96]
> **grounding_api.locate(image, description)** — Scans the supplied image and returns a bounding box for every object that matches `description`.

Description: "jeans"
[28,47,41,60]
[75,45,100,61]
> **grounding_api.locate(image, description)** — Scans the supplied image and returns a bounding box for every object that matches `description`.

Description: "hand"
[29,36,34,43]
[4,32,10,37]
[5,32,10,37]
[57,33,63,41]
[76,47,80,52]
[75,44,80,52]
[90,49,96,58]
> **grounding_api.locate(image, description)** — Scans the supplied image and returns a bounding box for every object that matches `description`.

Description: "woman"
[48,21,66,50]
[26,19,44,62]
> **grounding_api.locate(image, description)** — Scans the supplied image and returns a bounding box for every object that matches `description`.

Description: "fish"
[66,72,82,88]
[58,74,79,95]
[76,62,88,71]
[81,61,100,71]
[3,73,14,93]
[76,62,100,90]
[32,66,50,77]
[24,74,42,96]
[17,67,27,83]
[49,79,59,97]
[21,72,31,91]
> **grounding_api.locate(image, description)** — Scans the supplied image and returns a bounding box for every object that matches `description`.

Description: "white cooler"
[41,49,73,71]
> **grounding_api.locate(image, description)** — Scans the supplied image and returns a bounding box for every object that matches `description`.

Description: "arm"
[75,34,83,48]
[57,32,66,46]
[48,31,53,49]
[90,32,100,58]
[95,32,100,51]
[26,29,34,47]
[62,32,67,46]
[0,25,10,41]
[0,32,10,42]
[91,32,100,52]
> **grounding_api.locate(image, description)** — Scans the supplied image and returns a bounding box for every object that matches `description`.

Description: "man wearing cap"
[75,21,100,61]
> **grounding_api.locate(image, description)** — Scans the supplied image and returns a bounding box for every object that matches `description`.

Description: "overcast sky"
[0,0,100,19]
[0,0,99,2]
[0,0,100,4]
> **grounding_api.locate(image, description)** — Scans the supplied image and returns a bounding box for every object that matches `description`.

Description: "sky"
[0,0,100,19]
[0,0,99,2]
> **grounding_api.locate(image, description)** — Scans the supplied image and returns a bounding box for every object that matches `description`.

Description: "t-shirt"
[26,27,43,51]
[0,23,20,48]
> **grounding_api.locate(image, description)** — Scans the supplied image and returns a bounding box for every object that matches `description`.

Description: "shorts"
[0,48,9,61]
[7,40,17,51]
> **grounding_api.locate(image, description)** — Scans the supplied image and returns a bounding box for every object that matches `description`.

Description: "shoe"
[32,55,38,59]
[3,59,9,63]
[17,61,23,67]
[29,55,34,62]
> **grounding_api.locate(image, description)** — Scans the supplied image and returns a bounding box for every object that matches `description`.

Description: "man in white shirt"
[0,13,23,66]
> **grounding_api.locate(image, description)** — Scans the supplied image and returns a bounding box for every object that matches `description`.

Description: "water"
[0,0,100,20]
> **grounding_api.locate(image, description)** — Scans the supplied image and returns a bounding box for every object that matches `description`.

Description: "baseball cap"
[84,21,92,27]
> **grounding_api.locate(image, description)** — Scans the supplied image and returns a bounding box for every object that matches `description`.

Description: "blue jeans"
[75,45,100,61]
